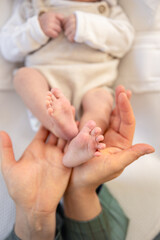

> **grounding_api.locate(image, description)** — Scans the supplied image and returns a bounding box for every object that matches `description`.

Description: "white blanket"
[0,0,160,239]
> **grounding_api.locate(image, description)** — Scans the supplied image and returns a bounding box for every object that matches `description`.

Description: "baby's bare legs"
[80,88,113,133]
[63,120,106,167]
[14,67,78,140]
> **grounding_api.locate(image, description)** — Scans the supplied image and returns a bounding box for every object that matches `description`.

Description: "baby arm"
[0,2,64,62]
[68,5,134,58]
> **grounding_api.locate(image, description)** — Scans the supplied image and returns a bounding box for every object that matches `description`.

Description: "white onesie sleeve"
[0,0,49,62]
[74,5,134,58]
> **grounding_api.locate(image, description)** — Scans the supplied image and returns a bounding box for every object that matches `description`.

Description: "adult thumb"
[120,143,155,168]
[0,131,16,176]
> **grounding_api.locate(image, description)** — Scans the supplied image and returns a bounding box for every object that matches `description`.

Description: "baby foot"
[46,88,78,140]
[63,120,106,167]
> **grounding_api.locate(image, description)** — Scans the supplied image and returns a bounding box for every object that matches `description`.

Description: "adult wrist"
[15,206,56,240]
[64,188,102,221]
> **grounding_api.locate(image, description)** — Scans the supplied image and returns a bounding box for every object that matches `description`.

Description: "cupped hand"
[66,86,155,193]
[0,127,71,214]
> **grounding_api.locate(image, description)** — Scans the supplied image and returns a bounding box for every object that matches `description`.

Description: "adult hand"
[65,85,154,192]
[63,86,154,221]
[39,11,64,38]
[0,127,71,239]
[63,14,76,42]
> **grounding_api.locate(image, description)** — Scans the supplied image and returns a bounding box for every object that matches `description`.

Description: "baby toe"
[91,127,101,137]
[96,135,104,143]
[97,143,106,150]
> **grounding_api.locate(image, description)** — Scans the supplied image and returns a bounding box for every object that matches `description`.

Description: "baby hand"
[63,14,76,42]
[39,11,64,38]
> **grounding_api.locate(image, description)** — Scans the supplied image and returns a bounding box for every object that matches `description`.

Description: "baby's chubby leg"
[80,88,113,134]
[14,67,78,140]
[63,120,106,167]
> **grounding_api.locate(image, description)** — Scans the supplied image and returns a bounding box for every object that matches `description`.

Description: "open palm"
[1,127,71,214]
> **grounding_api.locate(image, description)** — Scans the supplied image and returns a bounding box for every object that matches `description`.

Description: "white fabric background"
[107,1,160,240]
[0,0,160,239]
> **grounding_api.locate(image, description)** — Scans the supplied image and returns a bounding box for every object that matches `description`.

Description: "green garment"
[5,185,129,240]
[154,232,160,240]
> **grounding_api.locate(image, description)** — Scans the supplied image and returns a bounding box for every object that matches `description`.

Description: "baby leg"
[80,88,113,134]
[63,120,106,167]
[14,67,78,140]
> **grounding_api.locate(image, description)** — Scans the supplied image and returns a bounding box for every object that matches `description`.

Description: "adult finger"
[118,143,155,169]
[110,86,132,133]
[115,85,126,105]
[47,133,58,145]
[110,85,126,131]
[126,90,132,100]
[115,85,131,101]
[0,131,16,175]
[57,138,66,151]
[34,126,49,142]
[118,92,135,143]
